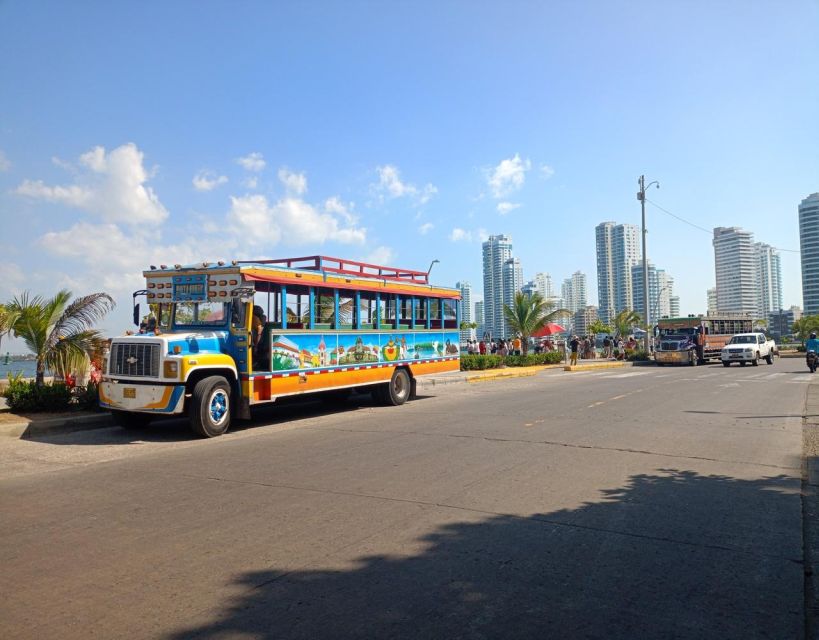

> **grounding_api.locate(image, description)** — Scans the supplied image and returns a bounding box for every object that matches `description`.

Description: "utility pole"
[637,175,659,354]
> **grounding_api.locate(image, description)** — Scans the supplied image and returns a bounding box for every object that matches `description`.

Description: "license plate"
[123,387,136,399]
[730,354,742,359]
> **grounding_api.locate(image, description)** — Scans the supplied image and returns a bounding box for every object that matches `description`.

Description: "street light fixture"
[637,175,660,353]
[426,259,440,281]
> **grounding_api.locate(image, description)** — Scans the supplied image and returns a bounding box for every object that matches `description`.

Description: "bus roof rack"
[236,256,432,284]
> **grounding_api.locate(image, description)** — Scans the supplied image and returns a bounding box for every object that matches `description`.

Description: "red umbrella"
[532,322,566,337]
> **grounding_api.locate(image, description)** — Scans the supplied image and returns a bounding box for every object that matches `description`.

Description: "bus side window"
[443,299,457,329]
[359,292,377,329]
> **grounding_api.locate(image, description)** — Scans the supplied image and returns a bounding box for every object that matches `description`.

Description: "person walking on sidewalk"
[570,335,580,365]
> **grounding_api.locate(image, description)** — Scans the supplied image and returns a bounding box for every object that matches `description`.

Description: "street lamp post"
[637,175,659,353]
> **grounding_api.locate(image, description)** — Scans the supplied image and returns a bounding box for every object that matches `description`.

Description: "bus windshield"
[660,327,696,337]
[174,302,229,327]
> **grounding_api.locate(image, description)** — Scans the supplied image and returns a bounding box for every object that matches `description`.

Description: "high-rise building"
[561,271,587,313]
[707,287,718,315]
[596,222,640,323]
[533,272,553,298]
[800,193,819,315]
[481,234,514,340]
[755,243,782,318]
[456,281,473,344]
[713,226,758,315]
[669,296,680,317]
[501,257,524,337]
[475,301,485,340]
[573,305,599,337]
[631,261,675,323]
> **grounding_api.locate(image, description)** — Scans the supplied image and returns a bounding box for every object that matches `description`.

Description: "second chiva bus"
[100,256,462,437]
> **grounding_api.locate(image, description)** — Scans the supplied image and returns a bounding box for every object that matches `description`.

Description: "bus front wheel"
[189,376,232,438]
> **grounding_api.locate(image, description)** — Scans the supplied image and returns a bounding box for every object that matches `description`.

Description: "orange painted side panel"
[248,359,459,402]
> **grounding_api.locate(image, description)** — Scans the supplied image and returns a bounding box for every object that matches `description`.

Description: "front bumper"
[99,380,186,414]
[655,351,691,364]
[721,351,756,363]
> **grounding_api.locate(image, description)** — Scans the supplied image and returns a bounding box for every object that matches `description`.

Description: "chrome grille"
[110,342,160,378]
[660,341,676,351]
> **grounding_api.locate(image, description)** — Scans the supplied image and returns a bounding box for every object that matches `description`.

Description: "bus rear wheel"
[189,376,231,438]
[375,368,411,406]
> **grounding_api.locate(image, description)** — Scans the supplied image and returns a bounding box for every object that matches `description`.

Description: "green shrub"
[503,352,564,366]
[460,355,504,370]
[3,377,72,412]
[74,381,101,411]
[626,349,650,361]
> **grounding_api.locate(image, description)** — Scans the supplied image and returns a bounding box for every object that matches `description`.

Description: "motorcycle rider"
[807,332,819,372]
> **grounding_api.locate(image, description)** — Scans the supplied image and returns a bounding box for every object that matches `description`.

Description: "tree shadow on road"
[168,469,803,640]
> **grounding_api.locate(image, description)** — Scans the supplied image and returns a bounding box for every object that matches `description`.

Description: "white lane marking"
[720,383,740,388]
[655,374,674,378]
[607,372,650,378]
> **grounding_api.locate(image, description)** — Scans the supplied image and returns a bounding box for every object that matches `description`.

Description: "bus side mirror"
[133,304,140,326]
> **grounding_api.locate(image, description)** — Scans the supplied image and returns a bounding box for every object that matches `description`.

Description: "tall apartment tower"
[713,226,758,315]
[561,271,587,313]
[481,234,514,340]
[755,243,782,317]
[533,272,553,298]
[475,301,485,340]
[800,193,819,315]
[500,257,524,337]
[631,261,675,322]
[596,222,640,323]
[707,287,718,315]
[455,281,473,344]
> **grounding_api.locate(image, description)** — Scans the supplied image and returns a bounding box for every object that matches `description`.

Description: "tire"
[689,352,697,366]
[189,376,231,438]
[111,409,152,429]
[740,361,746,367]
[385,368,411,406]
[765,352,773,365]
[722,361,730,367]
[752,353,759,366]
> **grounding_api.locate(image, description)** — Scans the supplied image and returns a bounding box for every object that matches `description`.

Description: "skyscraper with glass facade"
[800,193,819,316]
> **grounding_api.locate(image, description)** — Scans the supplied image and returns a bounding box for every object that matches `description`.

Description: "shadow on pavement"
[167,469,802,640]
[24,392,433,446]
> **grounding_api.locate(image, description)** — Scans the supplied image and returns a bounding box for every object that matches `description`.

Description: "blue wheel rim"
[210,390,228,424]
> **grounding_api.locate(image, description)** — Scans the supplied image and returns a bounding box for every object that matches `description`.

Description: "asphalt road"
[0,359,810,639]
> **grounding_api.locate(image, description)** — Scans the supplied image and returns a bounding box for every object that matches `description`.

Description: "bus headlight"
[163,361,179,378]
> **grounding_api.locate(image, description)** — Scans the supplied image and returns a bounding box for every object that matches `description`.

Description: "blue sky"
[1,1,818,347]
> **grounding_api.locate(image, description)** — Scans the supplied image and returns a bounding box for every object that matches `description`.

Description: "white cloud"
[487,153,531,198]
[14,143,168,224]
[278,167,307,195]
[449,227,488,243]
[192,170,228,192]
[0,262,24,289]
[227,194,366,247]
[363,246,395,265]
[324,196,357,225]
[236,152,266,172]
[497,201,521,215]
[0,150,10,171]
[418,222,434,235]
[541,164,555,179]
[242,176,258,189]
[372,165,437,206]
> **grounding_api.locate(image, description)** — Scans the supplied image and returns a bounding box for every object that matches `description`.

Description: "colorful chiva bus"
[100,256,461,437]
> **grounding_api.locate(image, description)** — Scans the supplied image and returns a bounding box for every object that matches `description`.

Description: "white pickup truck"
[720,332,776,366]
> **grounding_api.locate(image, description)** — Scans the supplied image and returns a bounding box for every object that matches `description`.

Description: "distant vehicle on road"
[654,315,754,366]
[720,332,776,367]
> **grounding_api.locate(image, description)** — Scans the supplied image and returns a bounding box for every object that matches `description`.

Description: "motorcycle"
[807,350,817,373]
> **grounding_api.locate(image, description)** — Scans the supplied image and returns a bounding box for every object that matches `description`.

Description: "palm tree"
[587,319,612,337]
[503,292,571,355]
[8,290,115,385]
[793,316,819,345]
[0,304,20,355]
[613,309,642,339]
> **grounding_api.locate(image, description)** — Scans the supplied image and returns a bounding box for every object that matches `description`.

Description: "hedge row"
[460,351,564,371]
[2,377,100,412]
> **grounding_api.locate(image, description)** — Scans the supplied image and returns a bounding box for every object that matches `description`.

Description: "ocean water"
[0,360,42,380]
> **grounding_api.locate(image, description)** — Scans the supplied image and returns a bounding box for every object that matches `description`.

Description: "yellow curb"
[465,364,564,383]
[563,362,628,372]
